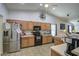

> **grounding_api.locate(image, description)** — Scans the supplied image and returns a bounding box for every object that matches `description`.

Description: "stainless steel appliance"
[3,23,11,53]
[3,23,21,53]
[33,26,42,46]
[9,23,21,52]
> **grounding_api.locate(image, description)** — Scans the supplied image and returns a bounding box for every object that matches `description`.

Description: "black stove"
[33,26,42,46]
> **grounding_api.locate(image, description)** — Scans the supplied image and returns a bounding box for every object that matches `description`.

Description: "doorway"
[0,15,3,55]
[68,25,73,33]
[51,24,57,36]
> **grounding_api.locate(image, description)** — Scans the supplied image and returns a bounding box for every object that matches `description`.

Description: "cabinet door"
[47,36,52,43]
[21,37,29,48]
[45,24,51,30]
[41,23,51,30]
[42,36,48,44]
[28,22,34,30]
[21,21,28,31]
[54,37,64,45]
[41,23,46,30]
[28,37,35,46]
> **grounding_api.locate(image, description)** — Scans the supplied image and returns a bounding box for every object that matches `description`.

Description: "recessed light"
[40,4,43,6]
[52,8,55,10]
[44,4,48,8]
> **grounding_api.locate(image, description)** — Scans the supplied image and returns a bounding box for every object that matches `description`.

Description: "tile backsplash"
[24,31,33,35]
[24,30,51,35]
[40,30,51,35]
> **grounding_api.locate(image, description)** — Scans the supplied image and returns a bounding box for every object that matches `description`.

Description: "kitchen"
[0,3,79,56]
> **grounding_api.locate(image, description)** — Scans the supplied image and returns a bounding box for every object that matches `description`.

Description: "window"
[51,24,57,36]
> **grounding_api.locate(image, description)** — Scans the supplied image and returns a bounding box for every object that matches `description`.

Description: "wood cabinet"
[41,23,51,30]
[20,21,34,31]
[21,21,28,31]
[41,23,46,30]
[42,35,52,44]
[21,37,29,48]
[21,36,34,48]
[7,19,51,31]
[54,37,64,45]
[28,36,35,46]
[27,22,34,30]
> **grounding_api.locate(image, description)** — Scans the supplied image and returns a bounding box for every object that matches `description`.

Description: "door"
[0,15,3,55]
[21,37,29,48]
[28,37,34,46]
[51,24,57,36]
[68,25,73,33]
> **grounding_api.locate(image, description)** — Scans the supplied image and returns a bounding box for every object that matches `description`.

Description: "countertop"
[21,35,34,38]
[21,34,52,38]
[51,43,67,56]
[71,47,79,56]
[42,34,52,36]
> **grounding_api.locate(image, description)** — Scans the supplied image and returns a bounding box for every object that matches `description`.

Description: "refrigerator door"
[9,24,20,52]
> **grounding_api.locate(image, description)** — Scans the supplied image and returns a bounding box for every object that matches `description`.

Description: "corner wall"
[0,3,8,22]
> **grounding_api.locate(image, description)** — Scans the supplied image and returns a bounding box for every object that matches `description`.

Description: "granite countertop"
[42,34,52,36]
[71,47,79,56]
[51,43,67,56]
[21,35,34,38]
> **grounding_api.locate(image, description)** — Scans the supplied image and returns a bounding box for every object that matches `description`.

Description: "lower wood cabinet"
[42,35,52,44]
[28,37,35,46]
[54,37,64,45]
[21,36,34,48]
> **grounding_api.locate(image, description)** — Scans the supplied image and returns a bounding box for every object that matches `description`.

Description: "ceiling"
[5,3,79,20]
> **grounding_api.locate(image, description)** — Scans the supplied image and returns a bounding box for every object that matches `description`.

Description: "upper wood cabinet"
[21,21,28,31]
[41,23,51,30]
[7,19,51,31]
[20,21,34,31]
[27,22,34,30]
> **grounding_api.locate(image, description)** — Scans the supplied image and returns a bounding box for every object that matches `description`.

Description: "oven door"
[35,36,42,46]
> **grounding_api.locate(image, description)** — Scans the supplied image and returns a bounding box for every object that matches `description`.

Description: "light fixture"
[52,7,55,10]
[40,4,43,6]
[44,4,48,8]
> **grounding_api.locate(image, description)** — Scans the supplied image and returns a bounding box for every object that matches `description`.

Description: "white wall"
[0,4,8,22]
[8,10,56,24]
[0,15,3,55]
[56,18,69,35]
[7,10,71,35]
[0,3,8,55]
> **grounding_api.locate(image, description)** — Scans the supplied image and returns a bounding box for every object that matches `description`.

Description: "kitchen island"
[71,47,79,56]
[51,43,68,56]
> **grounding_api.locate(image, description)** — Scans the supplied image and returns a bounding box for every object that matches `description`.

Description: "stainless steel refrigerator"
[3,23,21,53]
[9,23,21,52]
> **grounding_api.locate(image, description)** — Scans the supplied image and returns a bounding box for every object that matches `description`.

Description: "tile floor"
[3,43,54,56]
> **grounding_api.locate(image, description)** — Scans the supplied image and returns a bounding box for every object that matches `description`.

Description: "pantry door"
[0,15,3,55]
